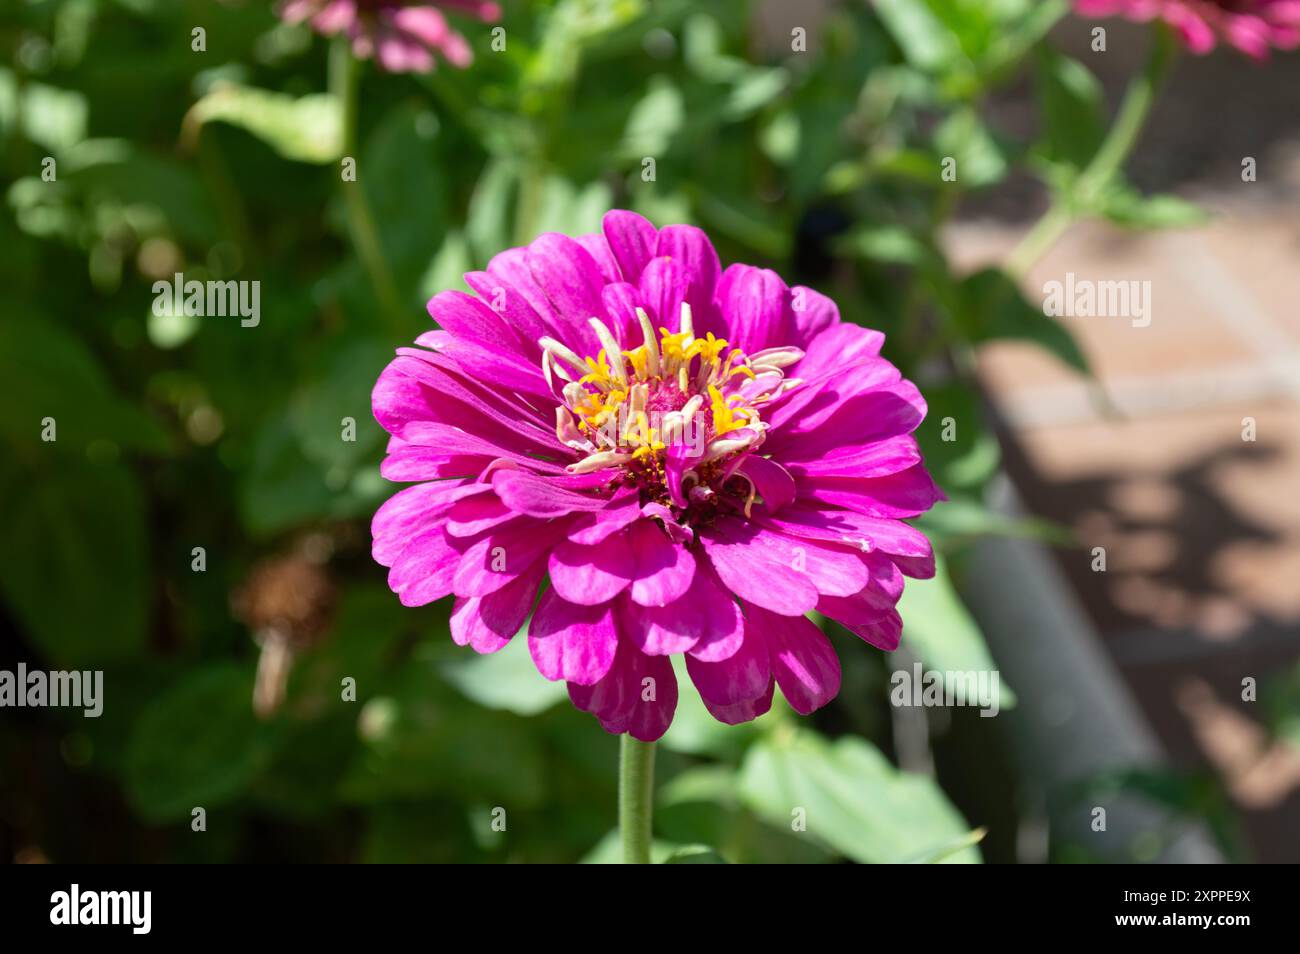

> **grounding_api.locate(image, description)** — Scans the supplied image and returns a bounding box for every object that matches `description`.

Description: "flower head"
[371,211,943,741]
[280,0,501,72]
[1075,0,1300,58]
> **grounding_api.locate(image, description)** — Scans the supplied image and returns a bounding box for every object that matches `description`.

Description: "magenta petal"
[568,489,643,545]
[865,552,906,601]
[436,338,553,401]
[700,528,819,616]
[738,456,796,512]
[686,621,770,708]
[483,246,564,340]
[445,492,516,538]
[701,677,774,726]
[576,230,621,284]
[785,435,922,478]
[627,519,696,607]
[683,570,744,662]
[638,256,691,331]
[760,505,933,561]
[371,478,477,566]
[623,650,677,741]
[427,289,527,360]
[655,224,722,332]
[525,232,606,355]
[601,210,658,284]
[546,468,623,490]
[764,359,900,438]
[599,281,644,346]
[663,440,703,509]
[490,469,608,518]
[745,602,841,715]
[377,353,565,455]
[788,285,839,342]
[769,383,926,460]
[547,533,634,605]
[620,595,697,655]
[715,263,791,354]
[463,269,546,351]
[625,564,741,658]
[817,591,902,651]
[450,559,544,653]
[798,464,945,519]
[383,422,566,481]
[453,518,567,598]
[790,321,885,382]
[569,640,677,741]
[528,588,618,685]
[891,552,936,580]
[711,517,868,598]
[371,356,446,438]
[388,523,462,607]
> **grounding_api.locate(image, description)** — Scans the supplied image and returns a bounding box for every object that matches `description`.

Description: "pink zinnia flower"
[1075,0,1300,58]
[279,0,501,72]
[371,211,943,741]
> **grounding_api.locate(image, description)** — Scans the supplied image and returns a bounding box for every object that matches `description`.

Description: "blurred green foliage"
[0,0,1214,863]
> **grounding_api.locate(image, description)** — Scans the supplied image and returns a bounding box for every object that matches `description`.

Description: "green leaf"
[62,139,220,245]
[441,634,568,717]
[874,0,967,75]
[465,158,516,265]
[934,109,1008,189]
[0,71,87,154]
[578,829,689,864]
[957,266,1091,375]
[240,338,389,535]
[620,76,684,160]
[737,729,981,863]
[658,765,739,807]
[664,845,729,864]
[1097,187,1209,230]
[722,67,788,120]
[982,1,1071,78]
[1035,48,1104,170]
[185,85,342,164]
[0,458,150,665]
[915,498,1073,546]
[359,104,449,293]
[903,826,988,863]
[124,664,281,822]
[837,224,934,266]
[0,312,171,456]
[896,553,1014,708]
[341,664,548,807]
[912,383,1002,493]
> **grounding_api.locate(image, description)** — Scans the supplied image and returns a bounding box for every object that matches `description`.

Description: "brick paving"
[945,23,1300,862]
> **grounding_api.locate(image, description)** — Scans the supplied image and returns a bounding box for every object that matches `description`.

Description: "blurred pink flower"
[370,211,942,741]
[280,0,501,72]
[1075,0,1300,59]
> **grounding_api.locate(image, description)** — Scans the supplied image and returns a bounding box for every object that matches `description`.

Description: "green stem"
[1005,201,1074,278]
[330,38,405,336]
[1007,27,1176,277]
[619,735,655,864]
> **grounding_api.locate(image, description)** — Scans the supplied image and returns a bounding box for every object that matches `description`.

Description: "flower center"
[540,304,803,521]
